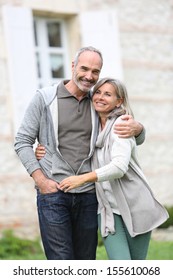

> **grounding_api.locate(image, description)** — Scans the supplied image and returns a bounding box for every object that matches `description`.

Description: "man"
[14,46,144,260]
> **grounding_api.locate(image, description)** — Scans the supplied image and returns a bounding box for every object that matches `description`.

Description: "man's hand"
[114,115,143,138]
[32,169,60,194]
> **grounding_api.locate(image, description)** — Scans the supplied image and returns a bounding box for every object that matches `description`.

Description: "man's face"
[72,51,102,93]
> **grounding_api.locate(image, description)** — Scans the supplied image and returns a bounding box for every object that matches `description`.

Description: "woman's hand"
[35,144,46,160]
[59,175,86,192]
[59,172,97,192]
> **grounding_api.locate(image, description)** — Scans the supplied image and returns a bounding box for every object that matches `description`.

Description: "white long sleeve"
[95,131,135,182]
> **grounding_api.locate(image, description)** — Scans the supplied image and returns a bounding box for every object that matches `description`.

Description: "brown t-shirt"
[57,82,92,173]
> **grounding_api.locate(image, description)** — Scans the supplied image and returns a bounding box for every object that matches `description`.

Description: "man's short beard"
[74,77,91,93]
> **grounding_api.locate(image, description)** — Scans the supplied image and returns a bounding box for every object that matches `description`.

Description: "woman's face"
[92,82,123,115]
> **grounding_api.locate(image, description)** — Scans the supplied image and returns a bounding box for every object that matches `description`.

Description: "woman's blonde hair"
[92,77,134,117]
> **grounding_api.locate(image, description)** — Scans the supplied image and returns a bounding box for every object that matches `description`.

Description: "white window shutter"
[80,10,123,80]
[2,5,37,133]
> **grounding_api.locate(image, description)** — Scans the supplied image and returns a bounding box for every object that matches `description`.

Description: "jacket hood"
[37,83,58,106]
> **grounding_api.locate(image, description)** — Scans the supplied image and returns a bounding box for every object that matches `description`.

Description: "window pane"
[47,22,62,47]
[36,53,41,78]
[50,54,64,78]
[33,20,38,46]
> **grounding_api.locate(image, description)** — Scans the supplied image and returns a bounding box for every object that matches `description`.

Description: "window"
[34,18,69,88]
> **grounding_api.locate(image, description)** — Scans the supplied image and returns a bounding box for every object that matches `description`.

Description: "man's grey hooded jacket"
[14,82,145,193]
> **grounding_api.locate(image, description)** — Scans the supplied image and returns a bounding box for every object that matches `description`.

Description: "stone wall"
[117,0,173,205]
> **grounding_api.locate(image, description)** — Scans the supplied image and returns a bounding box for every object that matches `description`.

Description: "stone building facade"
[0,0,173,238]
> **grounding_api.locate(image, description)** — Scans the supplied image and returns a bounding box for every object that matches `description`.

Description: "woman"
[36,78,168,259]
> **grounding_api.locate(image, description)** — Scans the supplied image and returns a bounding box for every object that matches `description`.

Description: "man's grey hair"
[73,46,103,67]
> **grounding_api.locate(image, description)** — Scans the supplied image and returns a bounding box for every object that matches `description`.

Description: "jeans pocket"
[37,191,70,225]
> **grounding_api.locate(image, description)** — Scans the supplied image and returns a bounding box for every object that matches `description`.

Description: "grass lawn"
[0,231,173,260]
[147,240,173,260]
[96,239,173,260]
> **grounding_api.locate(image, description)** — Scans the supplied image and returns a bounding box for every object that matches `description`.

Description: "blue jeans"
[37,190,98,260]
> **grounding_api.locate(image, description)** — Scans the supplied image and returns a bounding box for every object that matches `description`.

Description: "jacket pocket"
[51,153,74,176]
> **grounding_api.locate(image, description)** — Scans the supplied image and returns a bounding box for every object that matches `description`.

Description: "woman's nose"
[98,93,104,99]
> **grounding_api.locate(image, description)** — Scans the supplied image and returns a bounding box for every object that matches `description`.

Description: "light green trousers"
[98,214,151,260]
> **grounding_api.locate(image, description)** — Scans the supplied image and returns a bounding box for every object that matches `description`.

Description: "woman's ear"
[116,98,124,108]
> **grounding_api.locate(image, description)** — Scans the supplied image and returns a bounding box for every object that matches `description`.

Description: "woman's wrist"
[81,172,97,184]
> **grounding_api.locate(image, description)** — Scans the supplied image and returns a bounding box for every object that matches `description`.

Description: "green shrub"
[97,230,103,246]
[0,230,44,260]
[158,206,173,229]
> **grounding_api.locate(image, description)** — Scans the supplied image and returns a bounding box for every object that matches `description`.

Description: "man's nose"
[85,71,93,80]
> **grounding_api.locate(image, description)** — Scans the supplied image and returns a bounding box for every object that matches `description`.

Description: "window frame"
[34,17,69,87]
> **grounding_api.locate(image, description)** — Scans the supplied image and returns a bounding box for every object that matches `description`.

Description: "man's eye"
[93,71,100,75]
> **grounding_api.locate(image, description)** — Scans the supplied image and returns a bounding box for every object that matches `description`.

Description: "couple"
[15,46,168,260]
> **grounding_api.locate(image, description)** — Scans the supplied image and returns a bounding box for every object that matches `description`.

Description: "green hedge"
[158,206,173,229]
[0,230,44,260]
